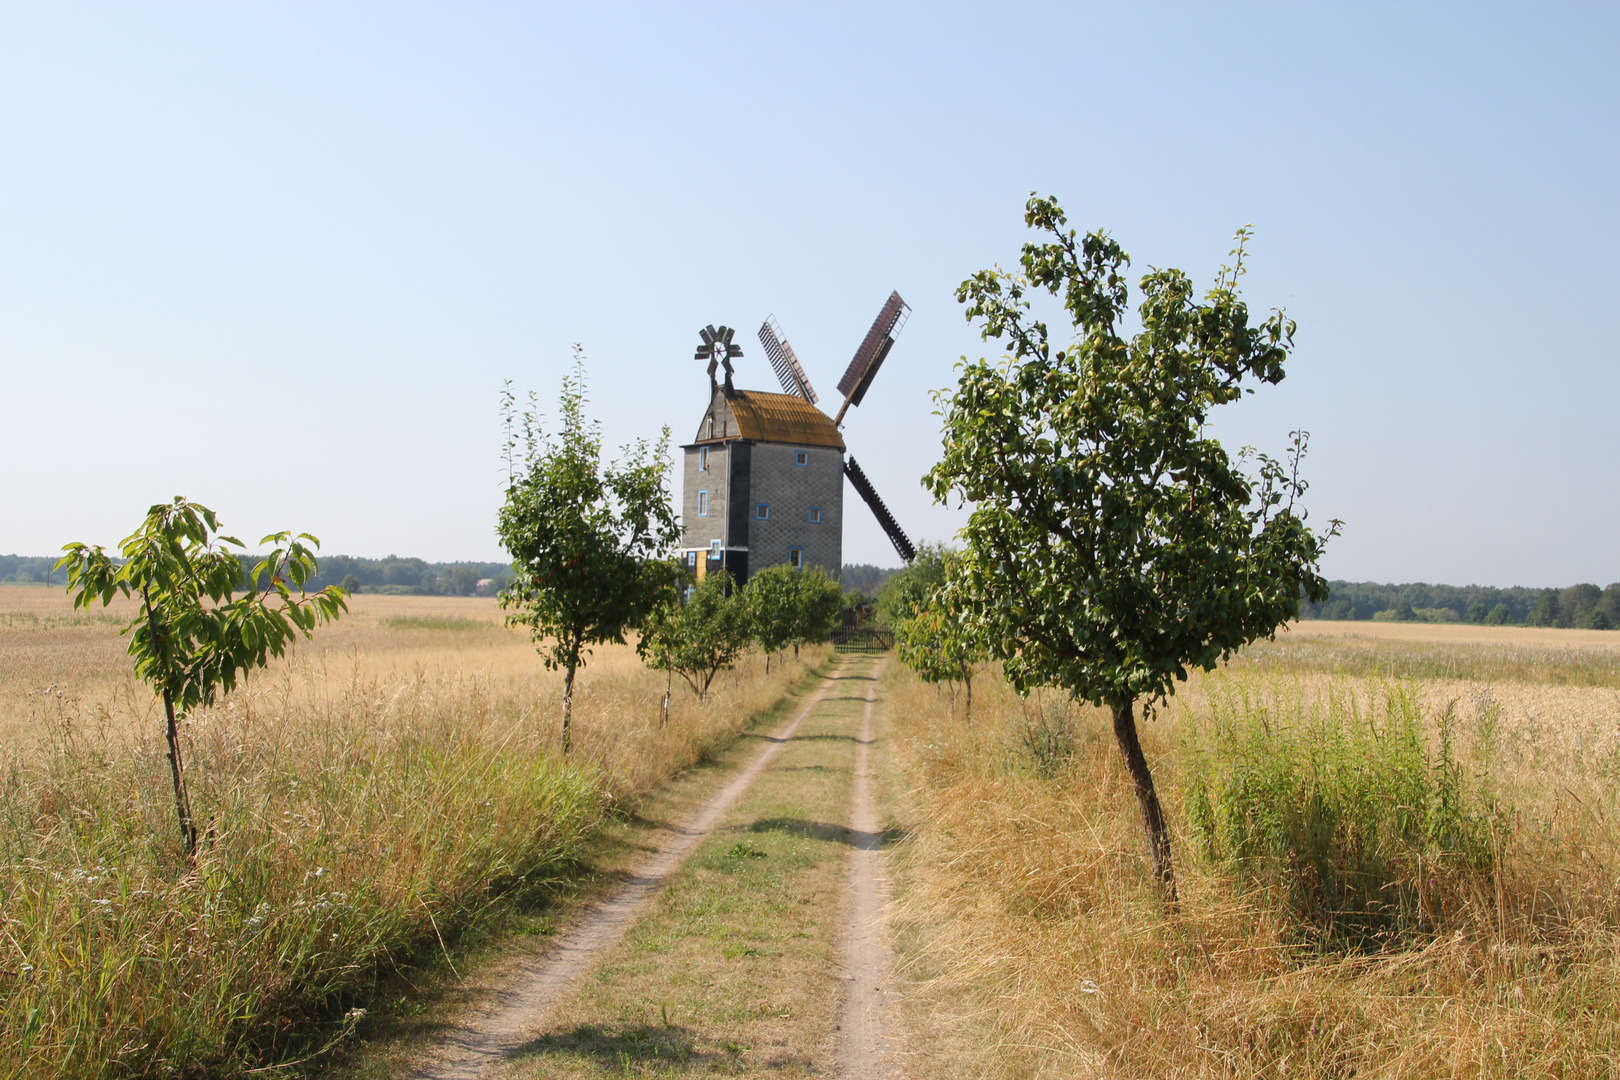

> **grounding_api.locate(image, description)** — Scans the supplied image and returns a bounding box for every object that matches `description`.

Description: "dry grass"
[884,622,1620,1079]
[0,588,827,1078]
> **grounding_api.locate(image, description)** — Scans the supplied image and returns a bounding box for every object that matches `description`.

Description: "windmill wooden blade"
[758,317,820,404]
[844,456,916,563]
[833,291,909,424]
[836,291,908,401]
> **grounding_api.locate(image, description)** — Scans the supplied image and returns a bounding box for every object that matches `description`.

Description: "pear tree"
[927,196,1338,898]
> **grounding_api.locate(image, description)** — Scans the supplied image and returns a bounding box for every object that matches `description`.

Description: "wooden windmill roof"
[723,389,845,450]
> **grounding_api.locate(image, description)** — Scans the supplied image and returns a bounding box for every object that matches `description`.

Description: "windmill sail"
[844,456,916,563]
[758,317,819,404]
[834,291,909,424]
[836,291,908,400]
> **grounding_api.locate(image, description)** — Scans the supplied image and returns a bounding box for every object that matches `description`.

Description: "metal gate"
[830,628,893,654]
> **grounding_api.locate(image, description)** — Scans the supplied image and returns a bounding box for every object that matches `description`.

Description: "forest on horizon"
[2,553,1613,629]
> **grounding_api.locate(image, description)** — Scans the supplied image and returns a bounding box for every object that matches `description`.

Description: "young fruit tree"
[743,564,801,673]
[745,564,843,668]
[789,567,844,656]
[638,569,753,701]
[55,498,348,855]
[497,350,681,753]
[926,196,1338,899]
[879,544,986,716]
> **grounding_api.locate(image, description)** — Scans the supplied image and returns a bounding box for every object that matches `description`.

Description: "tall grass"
[1182,678,1498,946]
[885,651,1620,1079]
[0,595,825,1079]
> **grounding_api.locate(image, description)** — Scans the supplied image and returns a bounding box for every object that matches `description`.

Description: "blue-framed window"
[794,450,809,466]
[806,507,821,524]
[685,586,695,602]
[686,551,697,568]
[697,490,708,516]
[788,547,804,569]
[699,446,709,471]
[755,503,770,520]
[710,539,722,556]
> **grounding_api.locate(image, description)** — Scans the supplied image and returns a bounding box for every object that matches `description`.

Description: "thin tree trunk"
[1111,699,1176,901]
[141,585,196,855]
[661,668,671,728]
[561,630,582,754]
[962,663,973,720]
[162,687,197,855]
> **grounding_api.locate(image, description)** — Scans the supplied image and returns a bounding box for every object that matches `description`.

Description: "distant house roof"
[726,389,845,450]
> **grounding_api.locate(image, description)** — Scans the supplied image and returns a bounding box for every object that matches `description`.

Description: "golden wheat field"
[884,620,1620,1079]
[0,585,828,1078]
[1,589,588,754]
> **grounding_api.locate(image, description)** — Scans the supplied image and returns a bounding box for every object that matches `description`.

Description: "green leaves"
[56,497,348,853]
[930,202,1338,716]
[496,348,682,724]
[638,570,753,700]
[743,565,842,657]
[56,498,349,718]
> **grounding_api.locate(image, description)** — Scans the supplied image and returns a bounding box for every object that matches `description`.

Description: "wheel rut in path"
[401,670,841,1080]
[835,667,896,1079]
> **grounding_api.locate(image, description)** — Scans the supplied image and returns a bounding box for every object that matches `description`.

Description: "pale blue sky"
[2,3,1615,586]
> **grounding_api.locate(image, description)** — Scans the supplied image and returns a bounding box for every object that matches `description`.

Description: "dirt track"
[401,657,898,1079]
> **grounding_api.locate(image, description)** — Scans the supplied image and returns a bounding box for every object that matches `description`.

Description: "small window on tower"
[756,503,770,520]
[698,490,708,516]
[686,551,697,568]
[795,450,809,466]
[710,539,722,555]
[807,507,821,524]
[788,547,804,570]
[699,446,709,471]
[708,416,715,439]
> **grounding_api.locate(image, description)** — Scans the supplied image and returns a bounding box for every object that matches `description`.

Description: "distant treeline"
[1302,580,1620,629]
[0,554,66,585]
[840,563,899,596]
[2,552,514,597]
[304,556,514,596]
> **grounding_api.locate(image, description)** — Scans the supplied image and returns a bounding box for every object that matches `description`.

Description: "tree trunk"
[561,630,583,754]
[661,668,671,728]
[962,663,973,720]
[162,687,197,855]
[1110,699,1176,901]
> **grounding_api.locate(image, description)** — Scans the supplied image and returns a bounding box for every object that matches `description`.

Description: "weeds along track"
[0,591,828,1079]
[883,636,1620,1080]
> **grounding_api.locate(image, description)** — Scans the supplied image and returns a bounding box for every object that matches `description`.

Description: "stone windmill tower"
[680,293,917,587]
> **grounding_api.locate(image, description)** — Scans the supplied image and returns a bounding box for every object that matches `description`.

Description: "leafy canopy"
[927,196,1338,713]
[879,544,986,693]
[744,564,844,657]
[638,570,753,700]
[497,350,682,678]
[56,497,348,715]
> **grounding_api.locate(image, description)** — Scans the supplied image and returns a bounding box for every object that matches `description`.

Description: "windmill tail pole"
[833,396,852,426]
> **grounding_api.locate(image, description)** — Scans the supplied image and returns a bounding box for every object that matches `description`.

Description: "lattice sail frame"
[757,317,820,404]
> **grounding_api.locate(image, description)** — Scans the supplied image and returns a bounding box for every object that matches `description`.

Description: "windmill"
[756,293,916,565]
[679,291,917,588]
